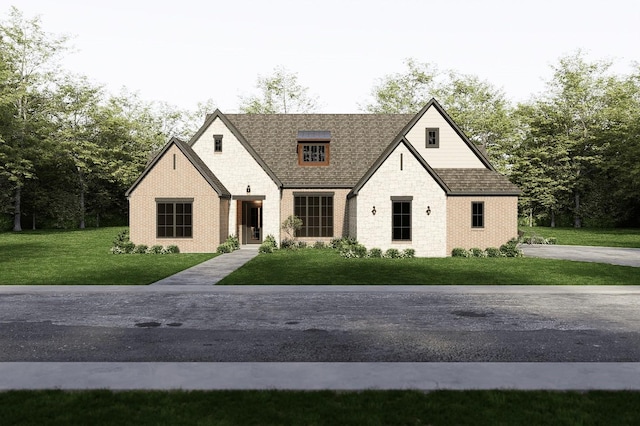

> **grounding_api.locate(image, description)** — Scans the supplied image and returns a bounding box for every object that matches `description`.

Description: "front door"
[242,201,262,244]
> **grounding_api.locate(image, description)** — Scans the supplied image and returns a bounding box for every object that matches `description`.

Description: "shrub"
[111,229,135,254]
[165,245,180,254]
[280,238,296,250]
[132,244,148,254]
[147,245,164,254]
[216,242,234,254]
[470,247,486,258]
[547,237,557,245]
[259,234,278,254]
[451,247,470,257]
[485,247,503,258]
[402,248,416,258]
[368,248,383,258]
[112,229,130,247]
[313,241,326,249]
[340,243,367,258]
[296,240,307,249]
[329,237,343,249]
[281,215,303,240]
[500,238,523,257]
[384,248,401,259]
[226,234,240,250]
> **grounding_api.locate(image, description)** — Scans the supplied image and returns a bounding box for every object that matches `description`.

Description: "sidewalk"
[151,246,259,285]
[1,362,639,390]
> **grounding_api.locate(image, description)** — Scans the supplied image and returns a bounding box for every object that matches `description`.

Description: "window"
[214,134,223,152]
[294,194,333,237]
[426,128,439,148]
[297,130,330,166]
[157,201,193,238]
[392,198,412,241]
[472,202,484,228]
[298,143,329,166]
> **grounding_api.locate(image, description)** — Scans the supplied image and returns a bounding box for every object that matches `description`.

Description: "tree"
[239,66,319,113]
[363,59,515,171]
[0,6,69,231]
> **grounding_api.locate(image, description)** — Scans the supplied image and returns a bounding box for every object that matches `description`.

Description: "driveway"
[520,244,640,267]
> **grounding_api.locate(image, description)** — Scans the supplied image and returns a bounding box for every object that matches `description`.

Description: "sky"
[6,0,640,113]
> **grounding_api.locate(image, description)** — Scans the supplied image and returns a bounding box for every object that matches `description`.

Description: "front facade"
[126,99,520,256]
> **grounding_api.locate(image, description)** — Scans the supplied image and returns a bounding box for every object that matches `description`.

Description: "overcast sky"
[8,0,640,113]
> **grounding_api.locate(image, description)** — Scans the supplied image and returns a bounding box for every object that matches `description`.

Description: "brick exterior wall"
[280,188,350,243]
[355,143,448,257]
[128,144,222,253]
[191,117,281,242]
[446,196,519,254]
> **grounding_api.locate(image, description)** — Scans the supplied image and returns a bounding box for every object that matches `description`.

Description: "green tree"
[239,66,319,113]
[0,6,68,231]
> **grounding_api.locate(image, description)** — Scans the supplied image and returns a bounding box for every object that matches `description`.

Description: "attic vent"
[297,131,331,141]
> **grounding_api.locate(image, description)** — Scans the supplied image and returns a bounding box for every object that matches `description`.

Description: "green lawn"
[0,228,215,285]
[1,389,639,425]
[219,248,639,285]
[520,227,640,248]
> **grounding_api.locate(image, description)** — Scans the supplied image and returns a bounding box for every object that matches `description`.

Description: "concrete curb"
[1,362,639,391]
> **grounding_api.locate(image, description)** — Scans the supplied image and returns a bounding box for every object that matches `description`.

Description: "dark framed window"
[157,201,193,238]
[392,199,412,241]
[214,134,223,152]
[472,201,484,228]
[294,195,333,237]
[426,127,439,148]
[298,143,329,166]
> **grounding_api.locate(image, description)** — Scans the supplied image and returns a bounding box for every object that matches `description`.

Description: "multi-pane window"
[472,202,484,228]
[214,135,223,152]
[294,195,333,237]
[157,201,193,238]
[299,143,329,165]
[392,200,411,241]
[426,127,439,148]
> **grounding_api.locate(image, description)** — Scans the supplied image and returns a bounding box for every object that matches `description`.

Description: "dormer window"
[297,130,330,166]
[426,128,439,148]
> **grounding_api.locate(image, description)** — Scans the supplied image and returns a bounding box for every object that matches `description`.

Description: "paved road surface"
[1,286,638,362]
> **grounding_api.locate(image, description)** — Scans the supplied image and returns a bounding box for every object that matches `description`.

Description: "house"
[126,98,520,256]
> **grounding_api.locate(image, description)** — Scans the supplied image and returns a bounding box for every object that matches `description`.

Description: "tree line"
[1,7,639,231]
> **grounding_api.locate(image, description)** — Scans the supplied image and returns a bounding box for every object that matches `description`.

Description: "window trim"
[156,199,194,239]
[294,194,334,237]
[426,127,439,148]
[472,201,484,228]
[297,142,330,166]
[213,134,223,153]
[391,197,412,242]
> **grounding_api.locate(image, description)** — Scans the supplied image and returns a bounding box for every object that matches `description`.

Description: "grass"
[218,248,639,285]
[0,227,215,285]
[520,227,640,248]
[1,389,639,425]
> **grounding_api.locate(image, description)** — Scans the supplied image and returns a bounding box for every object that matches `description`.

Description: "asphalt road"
[1,286,638,362]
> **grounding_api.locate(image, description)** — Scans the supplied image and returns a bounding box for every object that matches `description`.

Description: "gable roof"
[125,137,231,198]
[434,168,521,195]
[189,110,283,187]
[223,113,414,187]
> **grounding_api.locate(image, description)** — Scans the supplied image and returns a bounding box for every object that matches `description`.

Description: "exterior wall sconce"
[246,185,251,194]
[372,206,376,215]
[426,206,431,215]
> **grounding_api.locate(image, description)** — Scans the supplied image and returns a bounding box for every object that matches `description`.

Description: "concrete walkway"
[520,244,640,267]
[1,362,639,390]
[151,246,259,285]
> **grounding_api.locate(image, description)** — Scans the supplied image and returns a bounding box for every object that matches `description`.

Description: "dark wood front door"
[242,201,262,244]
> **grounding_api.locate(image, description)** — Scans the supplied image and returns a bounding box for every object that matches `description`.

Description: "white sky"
[7,0,640,113]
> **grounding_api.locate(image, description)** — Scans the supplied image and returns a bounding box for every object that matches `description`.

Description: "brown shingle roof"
[434,168,521,195]
[225,114,413,187]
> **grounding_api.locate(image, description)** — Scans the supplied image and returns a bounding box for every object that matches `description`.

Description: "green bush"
[280,238,296,250]
[470,247,486,257]
[340,243,367,258]
[226,234,240,250]
[384,248,401,259]
[147,245,164,254]
[296,240,308,249]
[165,245,180,254]
[402,248,416,258]
[500,238,523,257]
[132,244,148,254]
[451,247,470,257]
[485,247,503,257]
[329,237,343,249]
[259,234,278,254]
[368,248,383,258]
[216,242,234,254]
[313,241,326,249]
[547,237,557,245]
